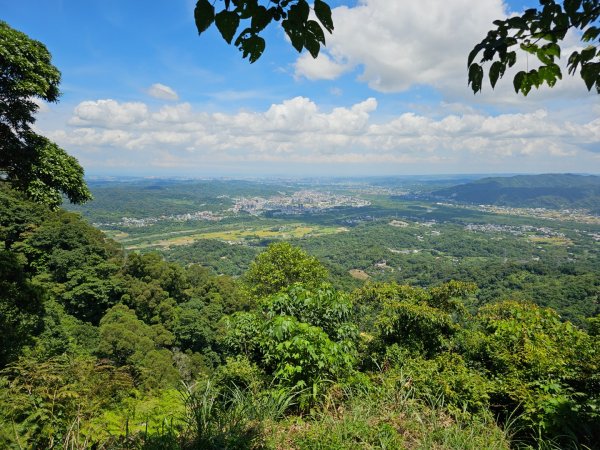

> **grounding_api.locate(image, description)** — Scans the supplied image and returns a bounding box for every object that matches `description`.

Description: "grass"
[265,375,511,450]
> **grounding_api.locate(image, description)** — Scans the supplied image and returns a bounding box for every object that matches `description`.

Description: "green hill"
[433,174,600,213]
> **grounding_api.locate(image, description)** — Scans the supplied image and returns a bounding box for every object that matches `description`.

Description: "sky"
[2,0,599,177]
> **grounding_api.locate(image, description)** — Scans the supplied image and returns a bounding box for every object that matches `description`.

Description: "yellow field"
[528,235,573,246]
[124,224,346,250]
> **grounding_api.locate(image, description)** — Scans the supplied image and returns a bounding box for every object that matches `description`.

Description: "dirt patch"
[349,269,370,280]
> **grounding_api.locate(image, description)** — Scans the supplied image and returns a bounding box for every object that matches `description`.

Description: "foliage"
[183,379,295,449]
[385,349,492,415]
[0,21,91,208]
[0,249,45,367]
[462,301,600,446]
[268,374,510,450]
[356,281,472,357]
[261,315,356,389]
[14,208,123,323]
[194,0,333,63]
[244,241,329,298]
[0,355,133,449]
[468,0,600,95]
[263,283,357,341]
[97,304,180,389]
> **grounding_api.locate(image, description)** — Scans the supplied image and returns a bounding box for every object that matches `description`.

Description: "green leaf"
[528,69,541,88]
[506,51,517,67]
[237,0,259,20]
[581,63,599,91]
[304,35,320,58]
[582,26,600,42]
[287,0,310,25]
[536,49,554,65]
[282,20,304,53]
[251,5,271,32]
[520,42,538,54]
[194,0,215,35]
[297,0,310,23]
[567,50,581,75]
[306,20,325,45]
[507,16,528,30]
[314,0,334,33]
[544,43,561,58]
[513,70,526,94]
[240,35,266,64]
[215,10,240,44]
[489,61,504,88]
[563,0,582,17]
[468,63,484,93]
[580,46,597,63]
[538,65,561,87]
[467,43,483,67]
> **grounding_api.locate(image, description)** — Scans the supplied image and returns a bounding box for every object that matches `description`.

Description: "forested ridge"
[432,174,600,213]
[1,184,599,449]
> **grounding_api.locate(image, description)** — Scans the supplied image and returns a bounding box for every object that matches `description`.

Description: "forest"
[1,182,599,449]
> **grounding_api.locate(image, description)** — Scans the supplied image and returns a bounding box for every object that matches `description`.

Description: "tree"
[0,250,45,367]
[243,242,328,298]
[0,21,91,208]
[468,0,600,95]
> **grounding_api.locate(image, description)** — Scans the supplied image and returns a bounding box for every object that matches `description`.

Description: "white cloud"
[295,52,349,80]
[295,0,507,93]
[293,0,596,112]
[68,99,148,128]
[47,97,600,174]
[147,83,179,101]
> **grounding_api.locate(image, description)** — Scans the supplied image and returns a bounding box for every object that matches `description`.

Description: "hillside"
[432,174,600,213]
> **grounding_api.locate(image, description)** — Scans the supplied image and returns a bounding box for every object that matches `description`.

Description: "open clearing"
[124,224,346,250]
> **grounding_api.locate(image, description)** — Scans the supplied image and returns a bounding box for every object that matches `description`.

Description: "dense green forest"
[432,174,600,213]
[2,184,600,449]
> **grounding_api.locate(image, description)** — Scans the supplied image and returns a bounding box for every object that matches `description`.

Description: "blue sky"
[3,0,599,177]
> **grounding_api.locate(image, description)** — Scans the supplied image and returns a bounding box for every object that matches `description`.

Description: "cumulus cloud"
[147,83,179,101]
[292,0,596,110]
[68,99,148,128]
[47,97,600,174]
[295,0,507,93]
[295,52,350,80]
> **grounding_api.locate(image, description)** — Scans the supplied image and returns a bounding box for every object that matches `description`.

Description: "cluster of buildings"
[229,190,371,215]
[464,223,566,238]
[94,210,223,228]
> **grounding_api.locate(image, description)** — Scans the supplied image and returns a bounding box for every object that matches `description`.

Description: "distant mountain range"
[432,174,600,213]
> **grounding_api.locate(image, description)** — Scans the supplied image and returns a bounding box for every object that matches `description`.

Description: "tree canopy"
[243,241,329,298]
[0,21,91,208]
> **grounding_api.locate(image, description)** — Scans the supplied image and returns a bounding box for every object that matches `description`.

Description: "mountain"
[432,174,600,213]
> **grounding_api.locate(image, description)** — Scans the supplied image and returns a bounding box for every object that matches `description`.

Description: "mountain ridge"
[432,173,600,213]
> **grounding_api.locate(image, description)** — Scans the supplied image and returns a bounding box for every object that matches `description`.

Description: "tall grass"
[181,380,297,449]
